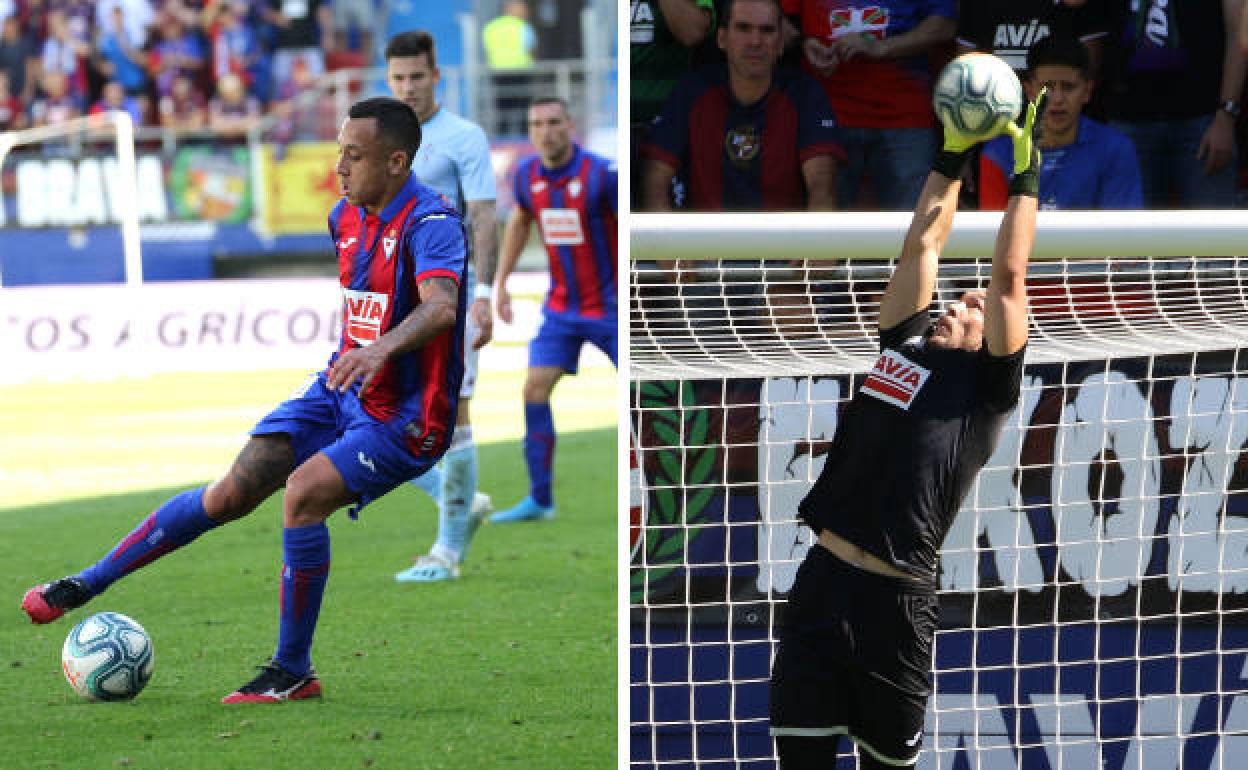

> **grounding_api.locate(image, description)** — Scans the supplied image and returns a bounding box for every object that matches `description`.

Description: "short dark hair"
[721,0,781,27]
[1026,34,1091,80]
[384,30,437,66]
[529,95,569,113]
[348,97,422,167]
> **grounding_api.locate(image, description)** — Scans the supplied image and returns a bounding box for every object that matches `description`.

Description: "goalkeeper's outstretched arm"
[984,89,1046,357]
[876,169,960,331]
[876,114,979,331]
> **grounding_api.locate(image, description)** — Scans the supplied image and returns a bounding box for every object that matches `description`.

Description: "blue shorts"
[528,313,617,374]
[251,372,440,516]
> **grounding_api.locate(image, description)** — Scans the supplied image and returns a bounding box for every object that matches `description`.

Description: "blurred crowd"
[632,0,1248,213]
[0,0,371,141]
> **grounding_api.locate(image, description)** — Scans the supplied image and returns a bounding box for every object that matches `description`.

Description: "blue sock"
[524,402,555,508]
[434,429,478,562]
[79,487,219,596]
[274,523,330,678]
[409,464,444,506]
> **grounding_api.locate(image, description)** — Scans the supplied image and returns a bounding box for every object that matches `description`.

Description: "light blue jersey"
[413,107,497,220]
[411,105,495,400]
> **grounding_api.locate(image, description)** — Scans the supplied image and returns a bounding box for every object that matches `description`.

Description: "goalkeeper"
[768,88,1046,769]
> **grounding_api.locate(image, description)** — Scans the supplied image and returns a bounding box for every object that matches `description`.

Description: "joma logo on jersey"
[861,349,930,409]
[539,208,585,245]
[343,289,388,345]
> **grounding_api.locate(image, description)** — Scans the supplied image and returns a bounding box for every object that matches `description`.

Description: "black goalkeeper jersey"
[798,310,1025,585]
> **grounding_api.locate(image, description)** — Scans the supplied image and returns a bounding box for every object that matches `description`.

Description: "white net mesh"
[629,213,1248,769]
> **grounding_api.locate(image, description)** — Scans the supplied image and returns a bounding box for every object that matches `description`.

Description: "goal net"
[629,211,1248,770]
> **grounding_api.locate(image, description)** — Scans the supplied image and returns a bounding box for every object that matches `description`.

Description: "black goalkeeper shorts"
[769,543,940,766]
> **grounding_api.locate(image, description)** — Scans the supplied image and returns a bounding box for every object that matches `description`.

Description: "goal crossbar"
[630,213,1248,380]
[631,210,1248,261]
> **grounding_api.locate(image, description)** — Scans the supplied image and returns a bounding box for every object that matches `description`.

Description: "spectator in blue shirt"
[95,5,149,97]
[979,33,1142,210]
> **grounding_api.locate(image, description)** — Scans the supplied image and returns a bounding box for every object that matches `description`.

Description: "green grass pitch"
[0,366,616,769]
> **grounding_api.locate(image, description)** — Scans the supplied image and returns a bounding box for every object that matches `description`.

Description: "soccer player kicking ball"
[769,88,1047,768]
[489,97,617,523]
[22,97,469,703]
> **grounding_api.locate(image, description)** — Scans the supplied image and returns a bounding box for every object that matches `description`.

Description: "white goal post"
[629,211,1248,770]
[0,111,143,287]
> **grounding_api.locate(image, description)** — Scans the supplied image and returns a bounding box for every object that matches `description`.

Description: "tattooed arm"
[326,275,459,393]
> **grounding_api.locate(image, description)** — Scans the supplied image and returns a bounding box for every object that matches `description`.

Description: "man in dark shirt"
[767,85,1047,769]
[0,15,35,103]
[640,0,842,211]
[264,0,333,95]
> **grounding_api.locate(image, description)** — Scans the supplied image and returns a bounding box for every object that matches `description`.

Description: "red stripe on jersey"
[688,86,729,210]
[335,206,364,339]
[408,333,453,456]
[596,207,618,319]
[761,93,801,210]
[530,162,570,314]
[415,268,461,284]
[362,212,401,418]
[568,156,605,318]
[334,194,426,422]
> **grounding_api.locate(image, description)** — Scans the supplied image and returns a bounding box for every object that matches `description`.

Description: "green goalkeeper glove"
[931,120,983,180]
[1004,87,1047,196]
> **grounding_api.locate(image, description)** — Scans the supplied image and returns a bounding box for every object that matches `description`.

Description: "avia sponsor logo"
[342,289,388,345]
[860,349,929,409]
[539,208,585,245]
[992,20,1051,70]
[631,0,655,44]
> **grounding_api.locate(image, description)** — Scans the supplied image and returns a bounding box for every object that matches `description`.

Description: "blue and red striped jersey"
[642,64,845,211]
[512,143,617,320]
[327,175,467,453]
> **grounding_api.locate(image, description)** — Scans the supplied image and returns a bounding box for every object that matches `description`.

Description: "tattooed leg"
[204,434,297,523]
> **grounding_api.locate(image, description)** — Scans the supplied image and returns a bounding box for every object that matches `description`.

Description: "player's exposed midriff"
[817,529,921,582]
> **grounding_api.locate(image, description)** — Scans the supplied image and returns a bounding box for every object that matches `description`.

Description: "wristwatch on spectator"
[1219,99,1241,119]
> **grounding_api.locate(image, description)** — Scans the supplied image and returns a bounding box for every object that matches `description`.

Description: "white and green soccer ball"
[932,52,1024,142]
[62,611,154,701]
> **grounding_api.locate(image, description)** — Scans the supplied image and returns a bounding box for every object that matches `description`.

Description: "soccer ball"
[62,612,154,701]
[932,53,1023,142]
